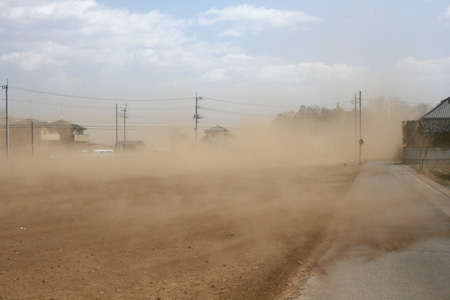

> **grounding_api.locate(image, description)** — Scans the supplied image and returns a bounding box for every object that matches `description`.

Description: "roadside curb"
[405,165,450,199]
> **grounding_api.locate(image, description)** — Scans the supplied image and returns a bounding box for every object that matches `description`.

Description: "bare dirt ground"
[0,156,359,300]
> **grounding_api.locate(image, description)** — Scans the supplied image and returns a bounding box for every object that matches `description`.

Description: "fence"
[403,147,450,165]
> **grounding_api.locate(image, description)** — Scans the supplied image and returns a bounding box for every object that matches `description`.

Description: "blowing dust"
[0,100,442,299]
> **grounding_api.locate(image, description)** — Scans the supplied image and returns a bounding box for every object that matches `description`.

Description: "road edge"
[404,165,450,199]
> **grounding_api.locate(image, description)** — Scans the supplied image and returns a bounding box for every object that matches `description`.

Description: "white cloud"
[202,68,226,81]
[1,51,44,71]
[0,0,332,86]
[0,1,368,105]
[1,41,69,70]
[0,0,193,71]
[219,26,247,37]
[390,56,450,101]
[259,62,357,81]
[4,0,97,20]
[442,5,450,19]
[200,52,363,86]
[198,5,320,36]
[393,56,450,74]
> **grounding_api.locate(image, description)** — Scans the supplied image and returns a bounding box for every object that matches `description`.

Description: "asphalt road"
[297,162,450,300]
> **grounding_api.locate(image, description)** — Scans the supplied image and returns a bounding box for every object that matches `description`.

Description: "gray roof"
[205,125,228,133]
[11,119,49,128]
[49,119,86,130]
[419,97,450,120]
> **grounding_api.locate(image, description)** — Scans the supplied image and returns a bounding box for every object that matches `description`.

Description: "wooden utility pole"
[354,93,357,143]
[2,80,9,159]
[31,120,34,158]
[359,91,362,140]
[193,93,202,149]
[358,91,364,165]
[115,104,118,151]
[121,103,127,149]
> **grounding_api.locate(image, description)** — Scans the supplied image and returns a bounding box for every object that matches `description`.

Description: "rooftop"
[419,97,450,120]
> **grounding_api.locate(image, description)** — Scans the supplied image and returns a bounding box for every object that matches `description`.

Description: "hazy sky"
[1,0,449,143]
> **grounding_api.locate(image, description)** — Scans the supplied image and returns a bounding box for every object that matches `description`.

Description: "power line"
[9,86,194,102]
[9,85,371,112]
[11,99,194,111]
[200,106,276,117]
[12,99,115,109]
[9,85,439,107]
[126,116,192,123]
[204,97,300,108]
[205,96,354,108]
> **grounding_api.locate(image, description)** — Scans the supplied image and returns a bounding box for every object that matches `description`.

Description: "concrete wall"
[403,147,450,165]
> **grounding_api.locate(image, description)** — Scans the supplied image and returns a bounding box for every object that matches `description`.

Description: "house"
[202,125,235,147]
[44,119,89,147]
[9,119,89,153]
[9,119,49,152]
[402,97,450,164]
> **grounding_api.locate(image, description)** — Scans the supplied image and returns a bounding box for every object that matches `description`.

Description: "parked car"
[92,149,115,157]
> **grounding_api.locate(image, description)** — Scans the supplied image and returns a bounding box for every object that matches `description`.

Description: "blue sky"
[0,0,449,143]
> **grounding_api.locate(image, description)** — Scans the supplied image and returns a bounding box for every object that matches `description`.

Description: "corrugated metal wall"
[403,147,450,165]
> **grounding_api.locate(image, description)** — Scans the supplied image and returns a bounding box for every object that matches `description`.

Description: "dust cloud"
[0,99,444,299]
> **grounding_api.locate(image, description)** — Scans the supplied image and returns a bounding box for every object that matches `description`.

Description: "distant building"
[402,97,450,164]
[203,125,235,146]
[116,140,145,151]
[43,120,89,147]
[8,118,89,154]
[9,119,49,152]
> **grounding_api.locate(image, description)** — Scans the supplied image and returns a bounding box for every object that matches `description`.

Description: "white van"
[92,149,115,157]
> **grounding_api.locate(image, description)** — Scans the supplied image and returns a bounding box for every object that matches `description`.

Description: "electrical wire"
[204,97,300,108]
[12,99,115,109]
[205,96,354,108]
[9,86,195,102]
[11,98,193,110]
[199,106,276,117]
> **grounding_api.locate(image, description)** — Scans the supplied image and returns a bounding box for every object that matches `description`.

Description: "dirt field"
[0,155,359,300]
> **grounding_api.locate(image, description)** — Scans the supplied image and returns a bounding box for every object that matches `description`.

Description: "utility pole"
[358,91,364,165]
[2,80,9,159]
[31,120,34,158]
[193,92,203,149]
[121,103,127,150]
[354,93,357,143]
[115,104,118,151]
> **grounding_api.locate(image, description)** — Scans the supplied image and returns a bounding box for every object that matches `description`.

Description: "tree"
[414,103,431,116]
[402,119,450,170]
[273,103,347,127]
